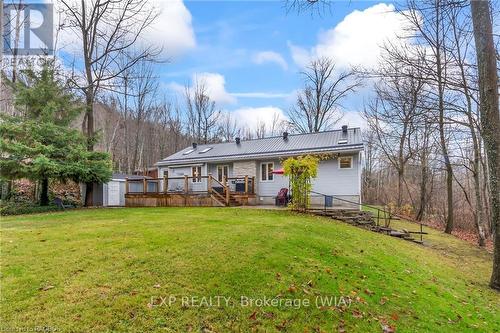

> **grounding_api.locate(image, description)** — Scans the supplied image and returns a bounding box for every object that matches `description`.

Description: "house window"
[217,165,229,182]
[192,166,202,182]
[339,156,353,169]
[261,162,274,181]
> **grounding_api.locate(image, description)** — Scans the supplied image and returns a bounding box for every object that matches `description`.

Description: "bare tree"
[59,0,160,205]
[288,57,361,133]
[389,0,456,233]
[255,120,267,139]
[185,79,221,144]
[285,0,331,16]
[364,61,424,207]
[1,0,27,83]
[470,0,500,290]
[219,112,237,142]
[129,60,158,173]
[445,4,488,246]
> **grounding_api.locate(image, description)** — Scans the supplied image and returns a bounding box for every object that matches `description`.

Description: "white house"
[150,126,364,207]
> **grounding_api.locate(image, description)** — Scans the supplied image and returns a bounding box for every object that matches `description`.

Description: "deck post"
[244,175,248,194]
[208,173,212,194]
[125,178,129,194]
[224,176,229,205]
[163,172,168,193]
[143,178,147,194]
[184,175,189,194]
[251,176,255,194]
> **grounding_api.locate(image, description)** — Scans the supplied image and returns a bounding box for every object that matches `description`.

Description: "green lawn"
[1,208,498,332]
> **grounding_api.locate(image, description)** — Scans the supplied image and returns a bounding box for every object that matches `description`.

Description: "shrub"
[0,202,64,216]
[282,155,320,211]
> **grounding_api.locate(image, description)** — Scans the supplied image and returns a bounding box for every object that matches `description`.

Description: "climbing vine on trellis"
[282,155,321,211]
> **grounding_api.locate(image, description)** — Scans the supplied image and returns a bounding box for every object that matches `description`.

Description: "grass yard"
[1,208,499,332]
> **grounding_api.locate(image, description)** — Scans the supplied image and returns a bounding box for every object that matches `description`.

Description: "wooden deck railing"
[125,173,256,205]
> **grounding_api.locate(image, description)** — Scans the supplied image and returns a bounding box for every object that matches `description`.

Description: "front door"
[217,165,229,182]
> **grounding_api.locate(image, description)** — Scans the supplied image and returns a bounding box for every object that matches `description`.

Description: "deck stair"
[307,207,427,245]
[228,195,242,206]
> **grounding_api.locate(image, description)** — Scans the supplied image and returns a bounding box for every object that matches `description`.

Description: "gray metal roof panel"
[157,128,363,166]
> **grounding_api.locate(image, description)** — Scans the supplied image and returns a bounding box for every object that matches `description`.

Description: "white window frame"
[192,166,202,183]
[260,162,274,182]
[217,165,229,182]
[338,156,353,170]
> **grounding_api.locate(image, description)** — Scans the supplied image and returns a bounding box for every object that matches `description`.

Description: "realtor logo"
[2,2,53,55]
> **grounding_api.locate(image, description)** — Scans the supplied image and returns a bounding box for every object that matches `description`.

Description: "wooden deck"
[125,174,256,207]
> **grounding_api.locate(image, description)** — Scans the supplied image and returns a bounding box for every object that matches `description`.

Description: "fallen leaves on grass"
[355,296,367,304]
[337,320,346,333]
[364,289,374,296]
[381,324,396,333]
[39,285,54,291]
[352,309,363,318]
[379,297,389,305]
[249,311,257,321]
[263,312,275,319]
[275,320,288,331]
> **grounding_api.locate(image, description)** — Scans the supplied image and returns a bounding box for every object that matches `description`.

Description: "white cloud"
[56,0,195,58]
[165,81,186,95]
[145,0,196,57]
[194,72,236,105]
[232,106,288,132]
[252,51,288,70]
[287,42,311,68]
[341,111,367,129]
[289,3,412,70]
[168,72,236,105]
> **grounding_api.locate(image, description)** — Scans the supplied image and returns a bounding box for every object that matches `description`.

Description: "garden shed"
[89,173,150,207]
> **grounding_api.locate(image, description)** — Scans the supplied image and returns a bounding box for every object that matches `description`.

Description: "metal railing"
[309,190,426,243]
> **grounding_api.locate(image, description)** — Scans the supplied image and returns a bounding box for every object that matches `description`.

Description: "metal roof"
[156,128,363,166]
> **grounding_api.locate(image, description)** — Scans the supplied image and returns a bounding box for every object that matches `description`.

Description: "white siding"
[312,154,360,196]
[257,159,288,197]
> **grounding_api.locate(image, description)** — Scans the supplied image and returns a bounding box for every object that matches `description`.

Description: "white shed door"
[108,182,121,206]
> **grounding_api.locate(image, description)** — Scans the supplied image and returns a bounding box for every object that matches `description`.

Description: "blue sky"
[163,1,373,105]
[151,0,408,130]
[47,0,411,130]
[7,0,499,132]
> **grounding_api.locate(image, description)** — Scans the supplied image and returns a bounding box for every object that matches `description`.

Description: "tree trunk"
[433,0,454,234]
[443,167,454,234]
[471,0,500,290]
[416,157,428,221]
[82,0,95,207]
[473,168,487,247]
[84,89,94,207]
[397,168,403,208]
[40,178,49,206]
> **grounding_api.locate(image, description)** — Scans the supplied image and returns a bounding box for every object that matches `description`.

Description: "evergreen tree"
[0,65,112,205]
